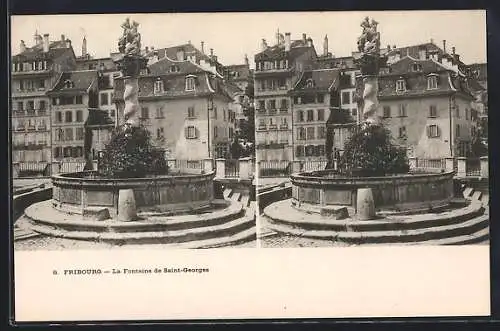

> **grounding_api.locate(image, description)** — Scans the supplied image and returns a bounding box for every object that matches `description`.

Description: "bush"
[99,125,168,178]
[338,124,409,176]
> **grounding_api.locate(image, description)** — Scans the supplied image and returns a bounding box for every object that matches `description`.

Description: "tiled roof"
[292,68,340,92]
[143,43,212,63]
[48,70,97,93]
[315,56,356,70]
[254,40,312,61]
[148,57,205,76]
[378,57,473,99]
[386,42,443,59]
[76,57,117,71]
[12,40,70,61]
[223,64,252,81]
[223,81,243,97]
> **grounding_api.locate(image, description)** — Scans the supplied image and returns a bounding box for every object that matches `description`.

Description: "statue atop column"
[114,17,148,128]
[354,17,387,126]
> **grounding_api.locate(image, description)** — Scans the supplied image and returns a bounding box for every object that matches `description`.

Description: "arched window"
[185,76,196,91]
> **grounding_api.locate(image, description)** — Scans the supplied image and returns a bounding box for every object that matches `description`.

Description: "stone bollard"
[408,157,417,170]
[118,189,137,222]
[445,157,455,173]
[480,156,488,178]
[356,188,376,220]
[292,160,302,174]
[456,157,466,178]
[203,158,214,172]
[215,158,226,179]
[239,157,251,180]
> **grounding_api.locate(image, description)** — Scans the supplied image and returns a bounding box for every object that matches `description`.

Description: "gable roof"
[255,39,314,61]
[12,40,72,61]
[48,70,97,94]
[292,68,341,93]
[143,43,212,63]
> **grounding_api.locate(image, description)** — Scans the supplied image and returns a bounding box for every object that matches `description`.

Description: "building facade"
[114,54,235,160]
[254,32,317,162]
[377,56,477,158]
[289,68,341,160]
[47,70,99,162]
[11,33,77,174]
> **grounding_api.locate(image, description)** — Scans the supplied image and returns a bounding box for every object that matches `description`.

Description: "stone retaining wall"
[13,187,53,221]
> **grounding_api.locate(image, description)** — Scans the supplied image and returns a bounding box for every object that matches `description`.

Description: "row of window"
[153,76,197,94]
[255,59,290,71]
[139,105,233,122]
[258,117,289,129]
[12,132,49,146]
[257,99,289,111]
[293,94,325,105]
[55,110,84,123]
[295,145,327,157]
[12,150,49,162]
[52,96,83,106]
[53,146,85,158]
[382,104,408,118]
[54,127,85,142]
[15,100,46,112]
[382,104,476,120]
[256,78,288,92]
[296,109,325,122]
[296,126,327,140]
[395,75,439,92]
[14,119,47,130]
[17,79,45,91]
[12,61,48,72]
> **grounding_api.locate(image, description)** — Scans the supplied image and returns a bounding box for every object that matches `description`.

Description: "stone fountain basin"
[51,170,216,217]
[290,169,455,214]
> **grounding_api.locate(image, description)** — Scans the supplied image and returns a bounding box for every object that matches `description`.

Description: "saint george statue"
[118,18,142,57]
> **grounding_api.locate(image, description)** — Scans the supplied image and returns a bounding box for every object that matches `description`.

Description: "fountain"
[261,17,488,245]
[16,18,256,248]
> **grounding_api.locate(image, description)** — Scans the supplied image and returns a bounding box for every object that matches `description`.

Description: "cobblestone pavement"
[14,236,258,251]
[260,234,351,248]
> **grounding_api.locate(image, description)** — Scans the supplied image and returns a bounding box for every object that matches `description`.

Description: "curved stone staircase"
[15,187,256,249]
[260,184,489,246]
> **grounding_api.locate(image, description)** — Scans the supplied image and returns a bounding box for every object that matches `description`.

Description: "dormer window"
[154,78,164,94]
[306,78,314,88]
[185,75,196,91]
[427,74,438,90]
[63,80,75,89]
[396,78,406,92]
[411,63,422,72]
[170,65,180,73]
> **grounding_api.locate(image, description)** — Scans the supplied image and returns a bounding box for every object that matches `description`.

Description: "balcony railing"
[15,126,25,131]
[279,124,289,130]
[27,125,36,131]
[257,125,267,131]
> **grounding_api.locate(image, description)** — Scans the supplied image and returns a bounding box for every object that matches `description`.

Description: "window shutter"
[184,127,189,139]
[437,126,441,137]
[427,125,430,138]
[195,128,199,139]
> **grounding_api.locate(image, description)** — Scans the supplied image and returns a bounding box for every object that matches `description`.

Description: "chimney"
[452,46,456,55]
[387,45,391,50]
[307,37,313,48]
[261,39,267,52]
[82,36,87,57]
[210,48,214,57]
[43,33,49,52]
[430,38,434,44]
[66,39,71,48]
[151,46,154,51]
[393,45,396,49]
[302,33,307,44]
[34,31,43,46]
[285,32,291,52]
[177,48,185,61]
[145,46,149,53]
[61,34,65,42]
[442,40,447,53]
[201,41,205,54]
[20,40,26,53]
[323,35,328,56]
[244,54,249,66]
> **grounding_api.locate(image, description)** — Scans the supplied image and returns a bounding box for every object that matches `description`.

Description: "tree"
[99,125,168,178]
[338,124,409,176]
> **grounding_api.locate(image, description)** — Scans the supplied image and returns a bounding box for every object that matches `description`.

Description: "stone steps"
[264,199,484,232]
[25,200,245,233]
[265,212,489,245]
[18,187,257,248]
[21,210,255,246]
[13,224,42,241]
[472,191,483,201]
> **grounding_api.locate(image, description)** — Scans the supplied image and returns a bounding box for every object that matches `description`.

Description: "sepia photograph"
[255,11,489,248]
[10,10,491,322]
[11,14,257,251]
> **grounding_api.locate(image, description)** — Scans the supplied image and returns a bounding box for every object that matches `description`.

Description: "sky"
[10,10,487,67]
